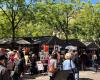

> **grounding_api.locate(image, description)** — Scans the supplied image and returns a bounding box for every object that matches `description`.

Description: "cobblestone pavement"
[24,69,100,80]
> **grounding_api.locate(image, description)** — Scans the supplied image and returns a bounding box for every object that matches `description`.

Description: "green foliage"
[32,2,75,39]
[0,0,31,39]
[71,2,100,41]
[0,11,11,38]
[0,0,100,42]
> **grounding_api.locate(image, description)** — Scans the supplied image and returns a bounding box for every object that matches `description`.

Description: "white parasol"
[65,45,77,50]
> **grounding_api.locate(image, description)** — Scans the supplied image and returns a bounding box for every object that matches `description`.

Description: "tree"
[0,11,11,38]
[72,2,100,41]
[32,2,76,40]
[0,0,31,42]
[0,0,99,42]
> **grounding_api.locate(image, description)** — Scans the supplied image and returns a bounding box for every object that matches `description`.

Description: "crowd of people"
[48,49,99,80]
[48,50,80,80]
[0,47,36,80]
[0,47,99,80]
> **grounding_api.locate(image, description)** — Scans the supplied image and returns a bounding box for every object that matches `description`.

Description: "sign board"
[36,61,44,71]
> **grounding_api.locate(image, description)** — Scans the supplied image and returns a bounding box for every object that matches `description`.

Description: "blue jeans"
[92,61,98,72]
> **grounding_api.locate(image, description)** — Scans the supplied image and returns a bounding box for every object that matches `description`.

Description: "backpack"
[48,63,56,73]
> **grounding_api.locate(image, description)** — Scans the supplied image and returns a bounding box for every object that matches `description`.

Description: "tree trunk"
[12,19,15,48]
[64,32,68,42]
[65,12,69,42]
[11,3,15,48]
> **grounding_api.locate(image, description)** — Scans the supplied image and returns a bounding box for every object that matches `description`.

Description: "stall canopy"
[0,39,8,44]
[16,39,31,45]
[65,45,77,50]
[33,36,64,45]
[2,38,30,45]
[0,38,31,48]
[62,39,86,49]
[84,42,100,50]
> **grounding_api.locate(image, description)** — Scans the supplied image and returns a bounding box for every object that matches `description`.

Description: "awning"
[65,45,77,50]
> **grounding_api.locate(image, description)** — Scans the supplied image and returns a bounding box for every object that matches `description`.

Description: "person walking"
[12,52,25,80]
[48,53,57,80]
[63,52,75,80]
[0,53,11,80]
[92,51,98,72]
[72,50,80,80]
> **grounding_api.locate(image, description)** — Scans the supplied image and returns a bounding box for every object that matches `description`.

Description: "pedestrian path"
[24,73,49,80]
[79,71,100,80]
[24,70,100,80]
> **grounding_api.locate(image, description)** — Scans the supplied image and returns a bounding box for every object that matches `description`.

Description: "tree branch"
[14,6,19,18]
[6,1,12,19]
[14,3,32,29]
[0,7,12,23]
[14,15,23,29]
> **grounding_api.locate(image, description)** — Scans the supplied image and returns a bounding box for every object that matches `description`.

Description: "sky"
[25,0,99,4]
[83,0,98,4]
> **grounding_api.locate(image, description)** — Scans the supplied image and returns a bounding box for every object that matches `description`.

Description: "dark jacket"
[0,64,11,80]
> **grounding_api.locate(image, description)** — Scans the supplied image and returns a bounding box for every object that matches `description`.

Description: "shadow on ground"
[80,78,93,80]
[81,66,100,72]
[23,73,48,79]
[23,74,94,80]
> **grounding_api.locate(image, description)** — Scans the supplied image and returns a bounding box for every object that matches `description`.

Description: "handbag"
[48,63,56,73]
[69,59,75,80]
[10,71,15,77]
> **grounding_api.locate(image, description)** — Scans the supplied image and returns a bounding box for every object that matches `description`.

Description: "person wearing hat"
[63,53,75,70]
[63,52,75,80]
[0,53,11,80]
